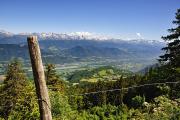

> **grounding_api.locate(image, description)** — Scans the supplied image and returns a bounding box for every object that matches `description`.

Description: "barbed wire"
[61,81,180,97]
[1,81,180,108]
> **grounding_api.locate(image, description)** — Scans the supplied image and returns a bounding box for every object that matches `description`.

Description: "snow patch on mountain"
[0,29,14,36]
[0,29,165,44]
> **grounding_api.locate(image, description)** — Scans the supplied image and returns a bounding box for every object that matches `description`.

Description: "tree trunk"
[27,36,52,120]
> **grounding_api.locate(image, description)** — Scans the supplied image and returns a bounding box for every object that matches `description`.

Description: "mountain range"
[0,30,166,67]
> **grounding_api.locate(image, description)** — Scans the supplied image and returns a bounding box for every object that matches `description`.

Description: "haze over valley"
[0,30,165,73]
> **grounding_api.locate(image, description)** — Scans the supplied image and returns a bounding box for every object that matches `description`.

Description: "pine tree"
[45,64,58,85]
[0,59,40,120]
[159,9,180,67]
[0,60,27,120]
[45,63,65,92]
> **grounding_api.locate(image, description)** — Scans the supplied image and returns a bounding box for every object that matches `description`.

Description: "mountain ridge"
[0,30,164,44]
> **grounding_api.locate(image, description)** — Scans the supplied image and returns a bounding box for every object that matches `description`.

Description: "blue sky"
[0,0,179,40]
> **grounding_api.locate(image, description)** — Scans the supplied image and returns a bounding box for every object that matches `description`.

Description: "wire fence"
[48,81,180,97]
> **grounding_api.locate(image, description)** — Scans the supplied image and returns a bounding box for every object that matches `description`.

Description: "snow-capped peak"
[0,29,164,44]
[0,29,14,36]
[17,31,113,41]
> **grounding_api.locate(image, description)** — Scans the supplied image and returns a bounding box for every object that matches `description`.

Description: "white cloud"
[136,33,141,37]
[136,33,144,39]
[71,32,92,36]
[68,32,113,40]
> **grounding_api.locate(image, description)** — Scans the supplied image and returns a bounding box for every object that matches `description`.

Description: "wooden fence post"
[27,36,52,120]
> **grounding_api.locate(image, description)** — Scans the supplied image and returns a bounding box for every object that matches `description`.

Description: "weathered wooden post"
[27,36,52,120]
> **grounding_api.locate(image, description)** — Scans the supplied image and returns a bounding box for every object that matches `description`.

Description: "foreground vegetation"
[0,59,179,120]
[0,8,180,120]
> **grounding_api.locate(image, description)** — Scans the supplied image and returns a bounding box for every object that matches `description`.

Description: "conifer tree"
[45,64,59,85]
[0,59,39,120]
[0,60,27,119]
[45,63,65,92]
[159,9,180,67]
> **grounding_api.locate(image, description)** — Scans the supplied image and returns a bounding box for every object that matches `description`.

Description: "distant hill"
[137,63,160,75]
[0,44,52,62]
[39,39,164,59]
[0,44,29,61]
[63,46,129,58]
[0,44,130,63]
[67,66,132,83]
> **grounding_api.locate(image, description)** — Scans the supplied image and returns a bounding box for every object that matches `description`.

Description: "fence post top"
[27,36,37,40]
